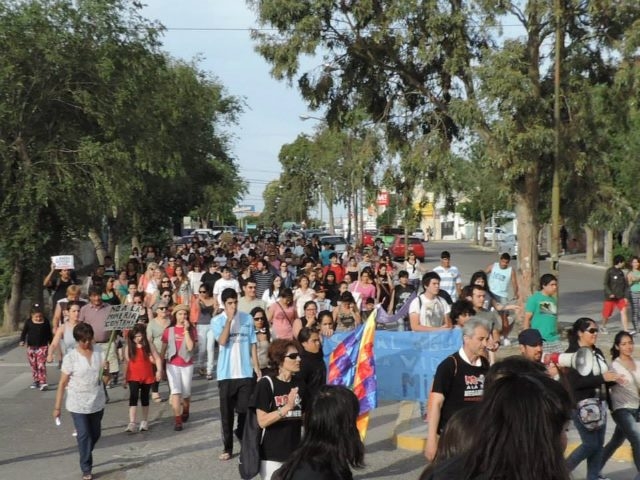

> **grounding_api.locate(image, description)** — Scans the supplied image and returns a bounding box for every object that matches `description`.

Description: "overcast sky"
[141,1,320,213]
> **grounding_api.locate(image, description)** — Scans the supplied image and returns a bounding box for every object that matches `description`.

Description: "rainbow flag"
[328,310,377,441]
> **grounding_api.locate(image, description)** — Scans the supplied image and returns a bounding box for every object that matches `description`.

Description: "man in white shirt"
[408,272,452,331]
[212,267,240,310]
[432,251,462,302]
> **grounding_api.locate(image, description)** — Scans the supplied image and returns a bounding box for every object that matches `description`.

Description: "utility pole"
[551,0,564,278]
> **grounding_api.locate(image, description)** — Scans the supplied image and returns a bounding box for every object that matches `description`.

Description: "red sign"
[376,192,390,206]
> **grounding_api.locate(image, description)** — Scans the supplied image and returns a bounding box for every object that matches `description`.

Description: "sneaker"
[125,422,136,433]
[629,330,637,336]
[39,383,48,391]
[597,475,611,480]
[501,338,512,347]
[174,422,183,431]
[599,326,608,334]
[139,421,149,432]
[29,382,39,389]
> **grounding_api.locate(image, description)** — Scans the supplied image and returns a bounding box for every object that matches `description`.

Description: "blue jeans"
[71,410,104,475]
[567,409,606,480]
[196,325,214,374]
[602,408,640,471]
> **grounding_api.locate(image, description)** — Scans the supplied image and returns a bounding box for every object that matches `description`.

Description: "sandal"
[82,474,93,480]
[218,452,231,461]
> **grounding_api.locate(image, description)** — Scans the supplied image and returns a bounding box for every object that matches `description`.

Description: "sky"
[140,1,321,215]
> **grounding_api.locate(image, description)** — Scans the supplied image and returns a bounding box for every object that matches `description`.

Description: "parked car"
[390,235,425,261]
[412,229,425,240]
[483,226,507,242]
[379,226,405,247]
[321,235,348,254]
[498,234,549,259]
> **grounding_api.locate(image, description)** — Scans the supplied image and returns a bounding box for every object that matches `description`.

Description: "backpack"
[239,376,274,479]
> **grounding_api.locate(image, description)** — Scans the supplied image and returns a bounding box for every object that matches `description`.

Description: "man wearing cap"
[432,251,462,302]
[519,328,560,379]
[211,288,260,461]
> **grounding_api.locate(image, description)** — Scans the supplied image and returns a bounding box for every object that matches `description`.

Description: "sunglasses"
[157,307,167,311]
[253,316,265,321]
[199,290,207,293]
[585,328,599,334]
[284,353,300,360]
[133,301,142,305]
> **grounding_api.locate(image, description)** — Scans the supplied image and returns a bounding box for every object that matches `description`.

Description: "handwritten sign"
[104,305,145,330]
[51,255,75,270]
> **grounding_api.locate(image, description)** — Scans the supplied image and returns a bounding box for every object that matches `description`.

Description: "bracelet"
[277,406,285,418]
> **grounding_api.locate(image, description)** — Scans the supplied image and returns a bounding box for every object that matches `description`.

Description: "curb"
[395,422,633,463]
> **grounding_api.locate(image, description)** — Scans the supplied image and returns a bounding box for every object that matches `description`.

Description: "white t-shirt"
[61,346,107,414]
[432,266,462,302]
[408,294,450,327]
[213,278,240,304]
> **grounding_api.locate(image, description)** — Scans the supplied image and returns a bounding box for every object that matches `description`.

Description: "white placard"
[104,305,145,330]
[51,255,75,270]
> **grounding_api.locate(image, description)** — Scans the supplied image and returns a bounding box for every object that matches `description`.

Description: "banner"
[324,329,462,402]
[104,305,145,330]
[51,255,74,270]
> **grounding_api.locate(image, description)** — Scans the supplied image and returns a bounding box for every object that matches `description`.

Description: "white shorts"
[166,363,194,398]
[260,460,283,480]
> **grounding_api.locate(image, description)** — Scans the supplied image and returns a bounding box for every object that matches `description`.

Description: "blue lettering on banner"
[323,329,463,402]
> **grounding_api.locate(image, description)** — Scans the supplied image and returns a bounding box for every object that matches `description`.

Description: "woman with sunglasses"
[600,331,640,478]
[195,286,216,380]
[565,317,623,480]
[278,262,294,289]
[251,306,271,376]
[146,301,170,403]
[255,339,306,480]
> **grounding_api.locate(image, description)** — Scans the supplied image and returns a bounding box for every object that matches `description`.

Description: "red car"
[390,235,425,261]
[362,230,378,247]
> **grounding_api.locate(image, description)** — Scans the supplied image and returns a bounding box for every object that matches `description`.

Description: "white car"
[321,235,348,254]
[412,229,425,240]
[498,233,518,257]
[483,227,507,242]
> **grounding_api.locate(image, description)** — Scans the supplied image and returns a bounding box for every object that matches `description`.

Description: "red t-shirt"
[126,344,155,384]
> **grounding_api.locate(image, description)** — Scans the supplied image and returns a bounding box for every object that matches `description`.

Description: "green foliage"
[0,0,243,325]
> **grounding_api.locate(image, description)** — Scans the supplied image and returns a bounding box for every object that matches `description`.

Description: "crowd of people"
[13,230,640,479]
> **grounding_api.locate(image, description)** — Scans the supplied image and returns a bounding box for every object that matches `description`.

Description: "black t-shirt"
[431,352,488,433]
[297,350,326,404]
[279,461,351,480]
[393,284,415,313]
[255,376,305,462]
[200,271,221,291]
[50,277,78,308]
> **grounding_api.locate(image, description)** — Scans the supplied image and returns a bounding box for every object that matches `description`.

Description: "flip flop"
[218,452,231,461]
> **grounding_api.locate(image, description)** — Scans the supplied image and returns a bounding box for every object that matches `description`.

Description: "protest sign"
[51,255,75,270]
[104,305,145,330]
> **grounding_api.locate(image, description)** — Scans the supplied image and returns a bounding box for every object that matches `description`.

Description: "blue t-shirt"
[319,249,333,267]
[211,311,257,381]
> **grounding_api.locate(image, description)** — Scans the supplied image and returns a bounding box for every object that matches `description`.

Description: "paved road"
[0,241,635,480]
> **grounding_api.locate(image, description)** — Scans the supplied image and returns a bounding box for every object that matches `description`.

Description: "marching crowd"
[15,230,640,479]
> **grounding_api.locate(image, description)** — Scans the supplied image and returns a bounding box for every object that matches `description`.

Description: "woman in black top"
[565,317,622,480]
[273,385,364,480]
[297,328,326,404]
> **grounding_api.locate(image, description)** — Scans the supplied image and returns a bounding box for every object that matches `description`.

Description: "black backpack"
[239,376,274,479]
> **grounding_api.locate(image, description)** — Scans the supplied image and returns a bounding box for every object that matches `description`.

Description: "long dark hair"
[250,306,271,342]
[460,371,572,480]
[127,323,152,360]
[567,317,597,352]
[273,385,364,480]
[611,331,633,361]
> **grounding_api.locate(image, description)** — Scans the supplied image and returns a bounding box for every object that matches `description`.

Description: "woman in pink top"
[349,268,377,309]
[267,288,296,340]
[160,304,196,431]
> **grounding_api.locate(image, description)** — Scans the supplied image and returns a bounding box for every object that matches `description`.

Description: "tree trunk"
[585,225,594,263]
[472,221,479,245]
[326,191,335,234]
[514,177,540,299]
[88,228,107,266]
[131,235,141,252]
[2,260,23,332]
[604,230,613,266]
[479,212,487,246]
[622,221,634,247]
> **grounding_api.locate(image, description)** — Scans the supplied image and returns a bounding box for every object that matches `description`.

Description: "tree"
[0,0,243,330]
